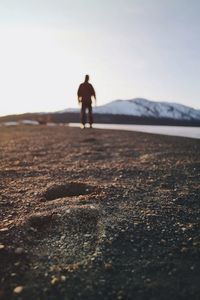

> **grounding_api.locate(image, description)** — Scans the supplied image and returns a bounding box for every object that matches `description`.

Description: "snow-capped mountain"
[63,98,200,121]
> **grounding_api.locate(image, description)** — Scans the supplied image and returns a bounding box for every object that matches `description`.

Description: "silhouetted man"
[77,75,96,128]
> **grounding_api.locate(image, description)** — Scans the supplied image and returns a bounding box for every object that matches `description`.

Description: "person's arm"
[91,85,97,106]
[77,84,82,104]
[93,94,97,106]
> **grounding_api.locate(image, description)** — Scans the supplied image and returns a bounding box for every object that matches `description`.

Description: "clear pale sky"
[0,0,200,116]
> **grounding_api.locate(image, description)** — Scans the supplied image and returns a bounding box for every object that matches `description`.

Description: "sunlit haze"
[0,0,200,116]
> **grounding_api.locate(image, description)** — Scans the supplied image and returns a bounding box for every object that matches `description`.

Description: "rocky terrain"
[0,125,200,300]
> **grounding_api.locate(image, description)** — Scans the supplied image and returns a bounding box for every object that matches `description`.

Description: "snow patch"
[92,98,200,121]
[3,121,19,126]
[20,120,39,125]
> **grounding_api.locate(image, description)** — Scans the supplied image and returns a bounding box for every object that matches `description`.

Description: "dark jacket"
[77,82,96,102]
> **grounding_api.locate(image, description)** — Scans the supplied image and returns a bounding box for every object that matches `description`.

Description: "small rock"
[13,286,24,294]
[60,235,66,241]
[168,271,172,276]
[84,234,91,237]
[90,205,96,209]
[0,228,9,232]
[5,220,14,226]
[0,244,5,250]
[30,227,37,232]
[104,262,112,270]
[33,265,39,270]
[51,277,59,285]
[193,242,198,246]
[61,275,66,282]
[160,239,166,245]
[181,247,188,254]
[15,248,24,255]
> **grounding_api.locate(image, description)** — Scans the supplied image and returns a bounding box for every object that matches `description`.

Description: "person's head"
[85,74,89,82]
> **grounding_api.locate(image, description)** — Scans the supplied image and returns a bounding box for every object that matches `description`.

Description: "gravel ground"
[0,125,200,300]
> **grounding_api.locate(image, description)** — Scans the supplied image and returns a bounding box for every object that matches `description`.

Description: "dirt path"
[0,125,200,300]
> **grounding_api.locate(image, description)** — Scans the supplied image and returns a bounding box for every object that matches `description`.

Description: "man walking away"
[77,75,96,128]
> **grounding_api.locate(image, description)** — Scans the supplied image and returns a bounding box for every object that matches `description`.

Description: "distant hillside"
[61,98,200,121]
[0,98,200,126]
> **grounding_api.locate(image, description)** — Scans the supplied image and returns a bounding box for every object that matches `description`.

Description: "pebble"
[104,262,112,270]
[51,277,59,285]
[60,235,66,241]
[15,248,24,255]
[0,244,5,250]
[160,239,166,245]
[84,234,91,237]
[61,275,66,282]
[181,247,188,254]
[0,228,9,232]
[30,227,37,232]
[13,286,24,294]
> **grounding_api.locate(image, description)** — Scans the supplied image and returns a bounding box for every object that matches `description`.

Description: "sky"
[0,0,200,116]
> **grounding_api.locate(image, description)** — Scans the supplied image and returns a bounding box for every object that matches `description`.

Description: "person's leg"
[81,104,86,127]
[88,105,93,127]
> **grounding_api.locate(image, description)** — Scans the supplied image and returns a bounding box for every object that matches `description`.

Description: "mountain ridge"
[61,98,200,121]
[1,98,200,126]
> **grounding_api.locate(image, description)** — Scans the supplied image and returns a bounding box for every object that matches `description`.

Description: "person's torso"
[79,82,94,99]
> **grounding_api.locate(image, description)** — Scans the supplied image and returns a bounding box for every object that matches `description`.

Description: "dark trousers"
[81,102,93,125]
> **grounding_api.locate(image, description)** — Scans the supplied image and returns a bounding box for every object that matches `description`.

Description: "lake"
[69,123,200,139]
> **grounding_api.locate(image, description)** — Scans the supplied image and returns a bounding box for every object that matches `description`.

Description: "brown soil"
[0,125,200,300]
